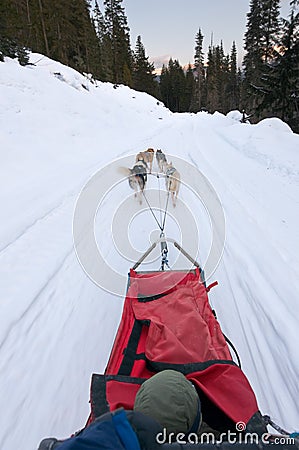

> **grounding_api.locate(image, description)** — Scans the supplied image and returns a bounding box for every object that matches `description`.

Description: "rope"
[162,190,170,232]
[142,174,171,235]
[142,173,171,270]
[222,333,242,369]
[142,191,163,232]
[157,174,163,226]
[263,416,291,436]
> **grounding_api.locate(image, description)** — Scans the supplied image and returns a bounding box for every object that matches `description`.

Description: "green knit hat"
[134,370,200,434]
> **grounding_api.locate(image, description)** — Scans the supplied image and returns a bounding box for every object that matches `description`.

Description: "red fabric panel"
[105,271,201,373]
[104,365,258,424]
[106,380,141,411]
[129,268,200,296]
[103,269,259,425]
[187,366,258,424]
[131,271,231,364]
[105,295,135,374]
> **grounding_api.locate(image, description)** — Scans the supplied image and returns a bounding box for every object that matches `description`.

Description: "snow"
[0,54,299,449]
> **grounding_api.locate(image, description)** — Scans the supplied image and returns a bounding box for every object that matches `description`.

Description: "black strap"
[118,320,143,375]
[105,374,148,384]
[90,374,109,418]
[146,359,237,375]
[138,291,170,303]
[223,333,242,369]
[187,396,202,434]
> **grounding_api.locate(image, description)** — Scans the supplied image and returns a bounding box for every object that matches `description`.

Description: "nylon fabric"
[97,269,260,430]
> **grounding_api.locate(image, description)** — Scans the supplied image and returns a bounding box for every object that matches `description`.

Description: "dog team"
[120,148,180,207]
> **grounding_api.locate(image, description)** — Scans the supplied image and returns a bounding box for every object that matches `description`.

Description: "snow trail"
[0,55,299,449]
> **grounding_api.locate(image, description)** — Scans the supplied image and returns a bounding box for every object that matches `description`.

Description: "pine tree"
[215,42,229,112]
[132,35,157,96]
[93,0,105,42]
[206,45,218,112]
[256,8,299,131]
[103,0,132,85]
[185,64,197,112]
[169,59,187,112]
[206,44,229,113]
[159,59,188,112]
[193,28,205,111]
[243,0,281,114]
[261,0,281,63]
[0,0,29,64]
[80,0,104,77]
[160,63,172,108]
[226,41,240,110]
[0,0,103,76]
[91,1,106,80]
[243,0,265,112]
[37,0,50,56]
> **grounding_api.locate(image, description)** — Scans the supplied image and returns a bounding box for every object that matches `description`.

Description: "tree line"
[0,0,298,131]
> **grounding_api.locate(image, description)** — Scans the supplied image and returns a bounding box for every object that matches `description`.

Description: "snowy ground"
[0,55,298,450]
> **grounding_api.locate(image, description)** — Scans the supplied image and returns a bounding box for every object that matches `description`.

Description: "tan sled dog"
[135,148,155,173]
[165,162,180,207]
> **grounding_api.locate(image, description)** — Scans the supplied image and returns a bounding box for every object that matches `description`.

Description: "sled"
[87,240,266,437]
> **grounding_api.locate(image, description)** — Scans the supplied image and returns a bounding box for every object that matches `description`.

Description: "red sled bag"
[88,268,264,434]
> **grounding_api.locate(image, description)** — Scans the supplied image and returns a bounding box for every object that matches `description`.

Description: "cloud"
[150,55,195,75]
[150,54,172,70]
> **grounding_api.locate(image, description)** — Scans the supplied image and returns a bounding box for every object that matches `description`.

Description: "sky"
[97,0,292,68]
[1,53,299,449]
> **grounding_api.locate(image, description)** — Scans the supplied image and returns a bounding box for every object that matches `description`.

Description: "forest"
[0,0,298,132]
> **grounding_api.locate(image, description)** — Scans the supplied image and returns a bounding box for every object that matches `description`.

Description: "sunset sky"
[97,0,292,68]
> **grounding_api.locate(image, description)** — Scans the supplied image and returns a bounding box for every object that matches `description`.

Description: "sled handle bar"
[173,241,200,268]
[132,238,200,270]
[132,242,157,270]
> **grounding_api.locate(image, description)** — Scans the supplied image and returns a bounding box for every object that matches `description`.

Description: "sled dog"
[156,149,168,173]
[119,160,148,204]
[135,148,155,173]
[165,162,180,207]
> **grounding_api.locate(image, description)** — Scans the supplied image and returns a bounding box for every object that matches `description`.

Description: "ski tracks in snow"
[0,120,175,450]
[181,118,299,430]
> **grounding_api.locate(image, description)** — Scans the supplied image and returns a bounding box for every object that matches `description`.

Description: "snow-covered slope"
[0,54,298,450]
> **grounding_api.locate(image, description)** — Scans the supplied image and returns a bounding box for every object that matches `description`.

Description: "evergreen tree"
[256,8,299,131]
[206,45,218,112]
[160,63,172,108]
[193,28,205,111]
[132,35,157,96]
[93,0,105,42]
[243,0,265,111]
[159,58,188,112]
[0,0,29,64]
[215,42,229,112]
[92,0,110,80]
[261,0,281,63]
[80,0,104,78]
[0,36,29,65]
[169,58,187,112]
[206,44,229,113]
[0,0,103,76]
[103,0,132,85]
[185,64,197,112]
[226,41,240,110]
[243,0,281,114]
